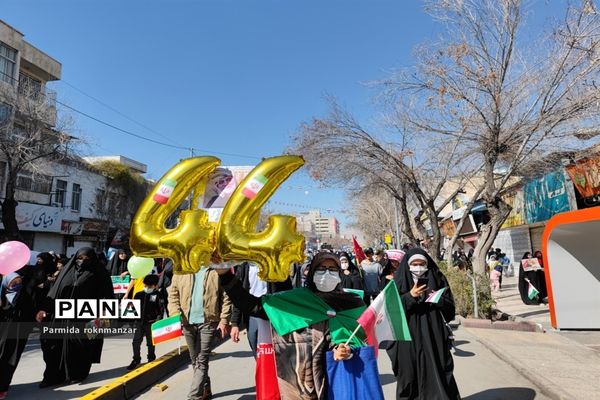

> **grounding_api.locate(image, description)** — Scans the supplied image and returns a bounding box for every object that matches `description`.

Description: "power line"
[59,79,188,149]
[2,71,262,160]
[55,99,262,160]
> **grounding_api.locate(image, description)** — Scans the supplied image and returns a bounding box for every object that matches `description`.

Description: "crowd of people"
[0,240,548,399]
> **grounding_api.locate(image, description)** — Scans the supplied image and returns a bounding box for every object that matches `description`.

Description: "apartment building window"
[71,183,82,212]
[55,179,67,207]
[0,41,17,84]
[18,72,42,99]
[0,103,11,123]
[15,170,52,194]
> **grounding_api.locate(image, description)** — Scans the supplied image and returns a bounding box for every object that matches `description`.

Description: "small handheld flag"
[353,281,411,355]
[426,287,447,304]
[151,314,183,345]
[527,280,540,300]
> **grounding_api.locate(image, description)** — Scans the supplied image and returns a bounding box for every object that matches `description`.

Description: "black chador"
[386,248,461,400]
[39,248,114,386]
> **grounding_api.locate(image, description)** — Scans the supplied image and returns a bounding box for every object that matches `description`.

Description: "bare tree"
[290,99,481,259]
[382,0,600,274]
[349,187,397,246]
[0,79,73,241]
[91,160,148,234]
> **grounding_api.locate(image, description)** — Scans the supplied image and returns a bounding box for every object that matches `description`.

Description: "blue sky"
[1,0,567,230]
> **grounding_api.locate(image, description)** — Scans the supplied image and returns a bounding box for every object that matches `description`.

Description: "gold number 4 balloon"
[130,155,306,281]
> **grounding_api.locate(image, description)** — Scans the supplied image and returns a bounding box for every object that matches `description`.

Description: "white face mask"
[143,287,154,294]
[340,261,349,270]
[409,265,428,277]
[313,270,341,292]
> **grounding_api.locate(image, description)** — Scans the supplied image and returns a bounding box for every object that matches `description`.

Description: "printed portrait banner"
[565,157,600,198]
[521,258,542,272]
[201,166,254,222]
[524,171,571,225]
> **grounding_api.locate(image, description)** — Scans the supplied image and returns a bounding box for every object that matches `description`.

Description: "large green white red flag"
[357,281,411,355]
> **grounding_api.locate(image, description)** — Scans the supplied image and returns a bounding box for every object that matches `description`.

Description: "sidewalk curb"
[80,345,190,400]
[465,328,572,400]
[457,316,544,332]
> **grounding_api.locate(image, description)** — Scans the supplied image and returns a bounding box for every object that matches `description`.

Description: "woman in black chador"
[386,248,461,400]
[36,247,114,387]
[108,250,129,277]
[518,252,546,305]
[0,271,39,398]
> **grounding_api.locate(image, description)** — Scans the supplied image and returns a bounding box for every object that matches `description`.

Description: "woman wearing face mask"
[386,248,460,400]
[216,252,368,399]
[35,247,114,387]
[339,251,363,291]
[0,272,37,399]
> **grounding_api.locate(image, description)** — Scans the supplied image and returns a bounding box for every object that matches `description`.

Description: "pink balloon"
[0,241,31,275]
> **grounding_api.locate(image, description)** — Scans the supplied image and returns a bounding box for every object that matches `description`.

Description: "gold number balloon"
[130,156,220,274]
[216,155,305,282]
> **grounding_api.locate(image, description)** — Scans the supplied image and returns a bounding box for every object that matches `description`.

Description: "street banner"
[565,156,600,198]
[524,170,571,224]
[111,275,131,294]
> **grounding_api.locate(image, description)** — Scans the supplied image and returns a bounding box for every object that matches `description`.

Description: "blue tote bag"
[326,345,384,400]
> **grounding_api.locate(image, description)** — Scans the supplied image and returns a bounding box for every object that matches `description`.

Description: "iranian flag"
[255,318,281,400]
[242,174,268,199]
[151,314,183,345]
[527,280,540,300]
[426,287,447,304]
[357,281,411,355]
[153,178,177,204]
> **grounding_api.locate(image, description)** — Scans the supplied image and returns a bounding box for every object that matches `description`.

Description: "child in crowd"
[490,265,503,292]
[127,274,164,370]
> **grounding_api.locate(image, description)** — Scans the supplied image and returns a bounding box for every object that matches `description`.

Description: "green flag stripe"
[254,175,268,184]
[383,281,411,341]
[152,314,180,330]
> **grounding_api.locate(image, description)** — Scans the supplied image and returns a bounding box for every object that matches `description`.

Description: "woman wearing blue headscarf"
[0,272,37,399]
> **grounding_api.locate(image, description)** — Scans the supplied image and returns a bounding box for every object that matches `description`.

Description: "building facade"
[0,20,147,256]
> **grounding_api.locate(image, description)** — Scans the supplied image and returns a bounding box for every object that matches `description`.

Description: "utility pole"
[394,197,401,248]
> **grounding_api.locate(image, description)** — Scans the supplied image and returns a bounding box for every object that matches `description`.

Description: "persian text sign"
[0,202,64,233]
